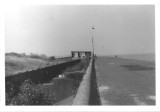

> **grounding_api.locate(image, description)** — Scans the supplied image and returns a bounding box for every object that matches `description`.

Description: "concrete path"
[95,57,155,105]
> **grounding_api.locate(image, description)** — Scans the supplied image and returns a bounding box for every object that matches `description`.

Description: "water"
[119,53,155,61]
[95,56,155,105]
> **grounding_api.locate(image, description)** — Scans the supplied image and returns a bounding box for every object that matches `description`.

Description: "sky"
[5,5,155,56]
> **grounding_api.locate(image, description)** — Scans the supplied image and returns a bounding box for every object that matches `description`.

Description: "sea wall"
[72,58,101,105]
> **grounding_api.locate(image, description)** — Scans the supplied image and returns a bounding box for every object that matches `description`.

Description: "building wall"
[71,51,91,58]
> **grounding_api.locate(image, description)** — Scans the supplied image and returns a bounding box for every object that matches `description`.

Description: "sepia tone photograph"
[5,5,155,106]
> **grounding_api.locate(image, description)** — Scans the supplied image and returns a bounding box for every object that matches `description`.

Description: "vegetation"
[6,79,52,105]
[5,55,49,76]
[6,58,91,105]
[5,52,58,76]
[5,52,49,60]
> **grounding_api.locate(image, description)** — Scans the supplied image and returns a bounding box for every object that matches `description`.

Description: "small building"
[71,51,92,58]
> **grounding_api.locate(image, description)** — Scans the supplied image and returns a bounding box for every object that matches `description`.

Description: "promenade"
[95,56,155,105]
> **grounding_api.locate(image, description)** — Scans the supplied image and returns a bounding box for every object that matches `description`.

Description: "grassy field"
[5,55,68,76]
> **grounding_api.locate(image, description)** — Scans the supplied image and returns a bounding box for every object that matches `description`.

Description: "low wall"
[6,59,81,96]
[72,58,101,105]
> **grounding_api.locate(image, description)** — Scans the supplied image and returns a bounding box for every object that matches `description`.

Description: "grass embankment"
[5,55,69,76]
[6,58,90,105]
[6,56,48,76]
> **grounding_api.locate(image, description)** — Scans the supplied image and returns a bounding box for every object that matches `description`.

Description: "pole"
[92,26,95,57]
[92,35,94,55]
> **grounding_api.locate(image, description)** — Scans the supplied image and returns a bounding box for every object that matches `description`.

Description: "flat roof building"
[71,51,92,58]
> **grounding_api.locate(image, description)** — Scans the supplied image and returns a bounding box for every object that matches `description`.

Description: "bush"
[29,53,48,60]
[5,52,23,57]
[10,79,51,105]
[49,56,55,60]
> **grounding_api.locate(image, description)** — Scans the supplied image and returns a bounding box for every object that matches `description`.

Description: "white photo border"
[0,0,159,111]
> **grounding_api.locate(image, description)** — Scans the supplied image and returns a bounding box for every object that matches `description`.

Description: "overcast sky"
[5,5,155,56]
